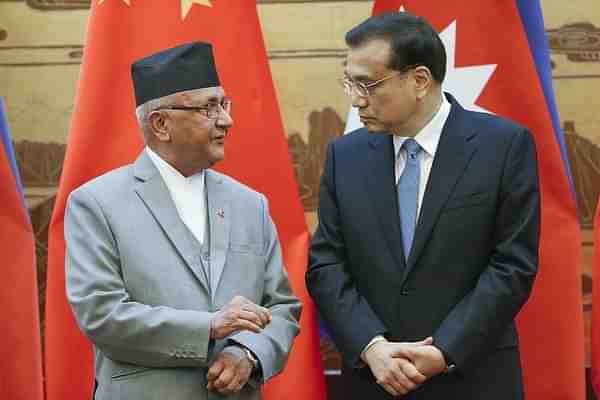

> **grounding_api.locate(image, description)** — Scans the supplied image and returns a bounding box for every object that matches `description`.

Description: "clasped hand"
[207,295,270,395]
[210,295,272,339]
[363,337,447,397]
[207,346,253,394]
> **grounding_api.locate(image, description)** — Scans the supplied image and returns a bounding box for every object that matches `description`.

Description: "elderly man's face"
[164,86,233,173]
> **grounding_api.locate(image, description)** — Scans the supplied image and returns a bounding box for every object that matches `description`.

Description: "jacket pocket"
[111,366,154,381]
[444,192,490,211]
[229,241,262,255]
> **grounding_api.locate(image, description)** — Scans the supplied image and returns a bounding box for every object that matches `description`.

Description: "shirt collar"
[145,146,205,187]
[393,93,451,158]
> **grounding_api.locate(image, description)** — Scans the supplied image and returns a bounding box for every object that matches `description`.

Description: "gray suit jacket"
[65,152,301,400]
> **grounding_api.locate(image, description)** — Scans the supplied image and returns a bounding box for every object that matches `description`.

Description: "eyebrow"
[345,72,373,82]
[203,96,224,103]
[185,95,224,105]
[341,63,373,81]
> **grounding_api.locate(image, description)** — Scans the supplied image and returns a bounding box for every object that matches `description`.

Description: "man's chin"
[209,150,225,165]
[363,121,386,133]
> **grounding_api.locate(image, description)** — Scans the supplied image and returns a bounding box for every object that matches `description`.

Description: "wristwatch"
[242,347,258,370]
[440,349,456,374]
[445,362,457,374]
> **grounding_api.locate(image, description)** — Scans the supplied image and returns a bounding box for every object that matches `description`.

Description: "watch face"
[243,348,258,368]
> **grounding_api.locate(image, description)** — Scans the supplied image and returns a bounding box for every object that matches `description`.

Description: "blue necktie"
[397,138,421,260]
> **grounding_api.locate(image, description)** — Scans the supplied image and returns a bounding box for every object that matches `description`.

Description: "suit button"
[400,287,410,296]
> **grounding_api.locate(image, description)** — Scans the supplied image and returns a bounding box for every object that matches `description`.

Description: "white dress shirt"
[146,147,207,245]
[393,94,451,219]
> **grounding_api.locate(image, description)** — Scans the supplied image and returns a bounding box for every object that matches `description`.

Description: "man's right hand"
[210,296,272,339]
[363,338,431,396]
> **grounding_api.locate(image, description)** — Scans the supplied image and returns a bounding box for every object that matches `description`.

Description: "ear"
[413,66,434,100]
[148,110,171,142]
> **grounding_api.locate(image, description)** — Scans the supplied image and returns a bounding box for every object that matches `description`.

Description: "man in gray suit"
[65,42,302,400]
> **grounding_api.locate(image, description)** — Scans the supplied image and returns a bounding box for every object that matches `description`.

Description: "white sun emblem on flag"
[345,6,497,132]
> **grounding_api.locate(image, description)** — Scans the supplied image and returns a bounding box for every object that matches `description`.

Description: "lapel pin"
[217,209,225,218]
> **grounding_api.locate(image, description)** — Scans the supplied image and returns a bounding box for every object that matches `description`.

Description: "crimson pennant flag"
[0,97,44,400]
[356,1,582,399]
[44,1,326,399]
[592,201,600,395]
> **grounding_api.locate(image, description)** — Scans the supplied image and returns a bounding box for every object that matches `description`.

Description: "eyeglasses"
[340,65,418,98]
[155,97,232,119]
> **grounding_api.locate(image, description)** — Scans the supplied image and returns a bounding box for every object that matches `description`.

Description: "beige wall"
[259,2,369,140]
[0,2,87,143]
[541,0,600,144]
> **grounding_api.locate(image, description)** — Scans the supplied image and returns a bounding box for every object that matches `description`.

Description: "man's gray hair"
[135,92,179,142]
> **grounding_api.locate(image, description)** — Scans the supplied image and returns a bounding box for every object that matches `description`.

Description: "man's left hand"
[207,346,253,394]
[400,345,447,378]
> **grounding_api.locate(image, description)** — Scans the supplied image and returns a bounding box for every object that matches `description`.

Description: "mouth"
[212,132,227,144]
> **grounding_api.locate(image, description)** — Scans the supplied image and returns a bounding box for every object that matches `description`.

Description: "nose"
[350,91,368,109]
[215,108,233,128]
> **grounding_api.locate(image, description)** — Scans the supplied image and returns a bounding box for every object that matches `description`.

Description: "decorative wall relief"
[12,141,65,335]
[26,0,90,10]
[547,22,600,64]
[564,121,600,226]
[288,107,344,211]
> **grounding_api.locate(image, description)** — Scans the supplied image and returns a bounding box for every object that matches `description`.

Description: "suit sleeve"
[306,142,388,367]
[65,187,213,368]
[228,195,302,383]
[433,128,540,370]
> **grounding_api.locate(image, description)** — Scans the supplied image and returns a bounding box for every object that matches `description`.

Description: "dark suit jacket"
[306,95,540,400]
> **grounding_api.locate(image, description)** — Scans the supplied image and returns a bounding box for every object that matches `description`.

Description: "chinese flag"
[0,98,43,400]
[367,1,583,399]
[44,1,326,399]
[592,202,600,395]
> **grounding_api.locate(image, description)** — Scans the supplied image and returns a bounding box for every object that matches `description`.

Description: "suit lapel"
[402,98,479,284]
[133,152,211,293]
[365,132,407,271]
[205,170,231,299]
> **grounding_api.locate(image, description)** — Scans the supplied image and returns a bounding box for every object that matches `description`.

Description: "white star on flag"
[438,21,496,114]
[345,6,496,133]
[181,0,212,20]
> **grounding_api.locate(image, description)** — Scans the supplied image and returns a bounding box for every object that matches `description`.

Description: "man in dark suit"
[306,12,539,399]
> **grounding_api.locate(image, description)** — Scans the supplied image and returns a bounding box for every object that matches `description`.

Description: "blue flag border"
[516,0,576,199]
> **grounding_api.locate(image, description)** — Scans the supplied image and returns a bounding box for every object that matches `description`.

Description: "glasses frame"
[155,97,232,119]
[341,64,419,98]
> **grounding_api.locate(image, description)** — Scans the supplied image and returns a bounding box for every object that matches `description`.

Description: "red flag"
[44,1,326,399]
[592,202,600,395]
[0,101,43,400]
[368,1,583,399]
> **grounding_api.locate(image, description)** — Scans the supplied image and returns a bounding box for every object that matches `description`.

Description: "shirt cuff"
[359,335,387,364]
